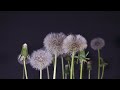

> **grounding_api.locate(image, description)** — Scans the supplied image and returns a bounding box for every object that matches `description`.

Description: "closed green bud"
[21,43,28,59]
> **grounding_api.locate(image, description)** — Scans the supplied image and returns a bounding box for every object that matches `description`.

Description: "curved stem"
[88,70,91,79]
[80,60,83,79]
[23,58,28,79]
[98,49,101,79]
[101,65,105,79]
[61,56,64,79]
[40,69,42,79]
[53,54,57,79]
[47,67,50,79]
[70,51,75,79]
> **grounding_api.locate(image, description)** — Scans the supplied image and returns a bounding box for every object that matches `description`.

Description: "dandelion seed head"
[43,32,66,56]
[90,37,105,50]
[29,49,52,70]
[62,34,87,54]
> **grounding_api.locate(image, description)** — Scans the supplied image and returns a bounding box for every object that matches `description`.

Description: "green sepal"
[21,44,28,59]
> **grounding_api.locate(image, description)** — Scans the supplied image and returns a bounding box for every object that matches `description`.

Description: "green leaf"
[74,56,78,59]
[86,51,89,57]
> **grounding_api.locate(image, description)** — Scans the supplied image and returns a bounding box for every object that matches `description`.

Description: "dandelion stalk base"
[53,54,57,79]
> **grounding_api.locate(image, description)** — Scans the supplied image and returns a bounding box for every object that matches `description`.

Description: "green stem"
[53,54,57,79]
[70,51,75,79]
[88,70,91,79]
[65,73,67,79]
[80,60,83,79]
[77,59,79,64]
[98,49,101,79]
[22,66,24,79]
[40,69,42,79]
[73,63,75,79]
[47,66,50,79]
[67,60,70,79]
[101,65,105,79]
[68,60,70,70]
[61,56,64,79]
[23,58,28,79]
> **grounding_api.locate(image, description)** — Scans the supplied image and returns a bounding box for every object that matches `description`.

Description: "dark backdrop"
[0,11,120,79]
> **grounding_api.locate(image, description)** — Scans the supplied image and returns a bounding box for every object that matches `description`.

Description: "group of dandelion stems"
[51,50,91,79]
[18,33,108,79]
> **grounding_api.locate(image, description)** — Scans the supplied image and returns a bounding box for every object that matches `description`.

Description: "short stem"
[65,73,67,79]
[101,65,105,79]
[53,54,57,79]
[23,58,28,79]
[47,66,50,79]
[98,49,101,79]
[61,56,64,79]
[40,69,42,79]
[80,60,83,79]
[70,51,75,79]
[88,70,91,79]
[68,60,71,70]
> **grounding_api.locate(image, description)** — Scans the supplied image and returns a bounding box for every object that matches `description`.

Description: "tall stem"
[47,67,50,79]
[53,54,57,79]
[70,51,75,79]
[23,58,28,79]
[67,60,70,79]
[88,70,91,79]
[80,60,83,79]
[40,69,42,79]
[98,49,101,79]
[61,56,64,79]
[101,65,105,79]
[22,66,24,79]
[73,64,75,79]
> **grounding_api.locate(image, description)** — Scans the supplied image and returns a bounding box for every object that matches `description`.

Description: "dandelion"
[18,43,29,79]
[29,49,52,79]
[43,32,66,56]
[44,32,66,79]
[90,37,105,79]
[63,34,87,54]
[90,38,105,50]
[63,34,87,79]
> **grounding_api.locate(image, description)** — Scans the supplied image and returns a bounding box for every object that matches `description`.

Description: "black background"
[0,11,120,79]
